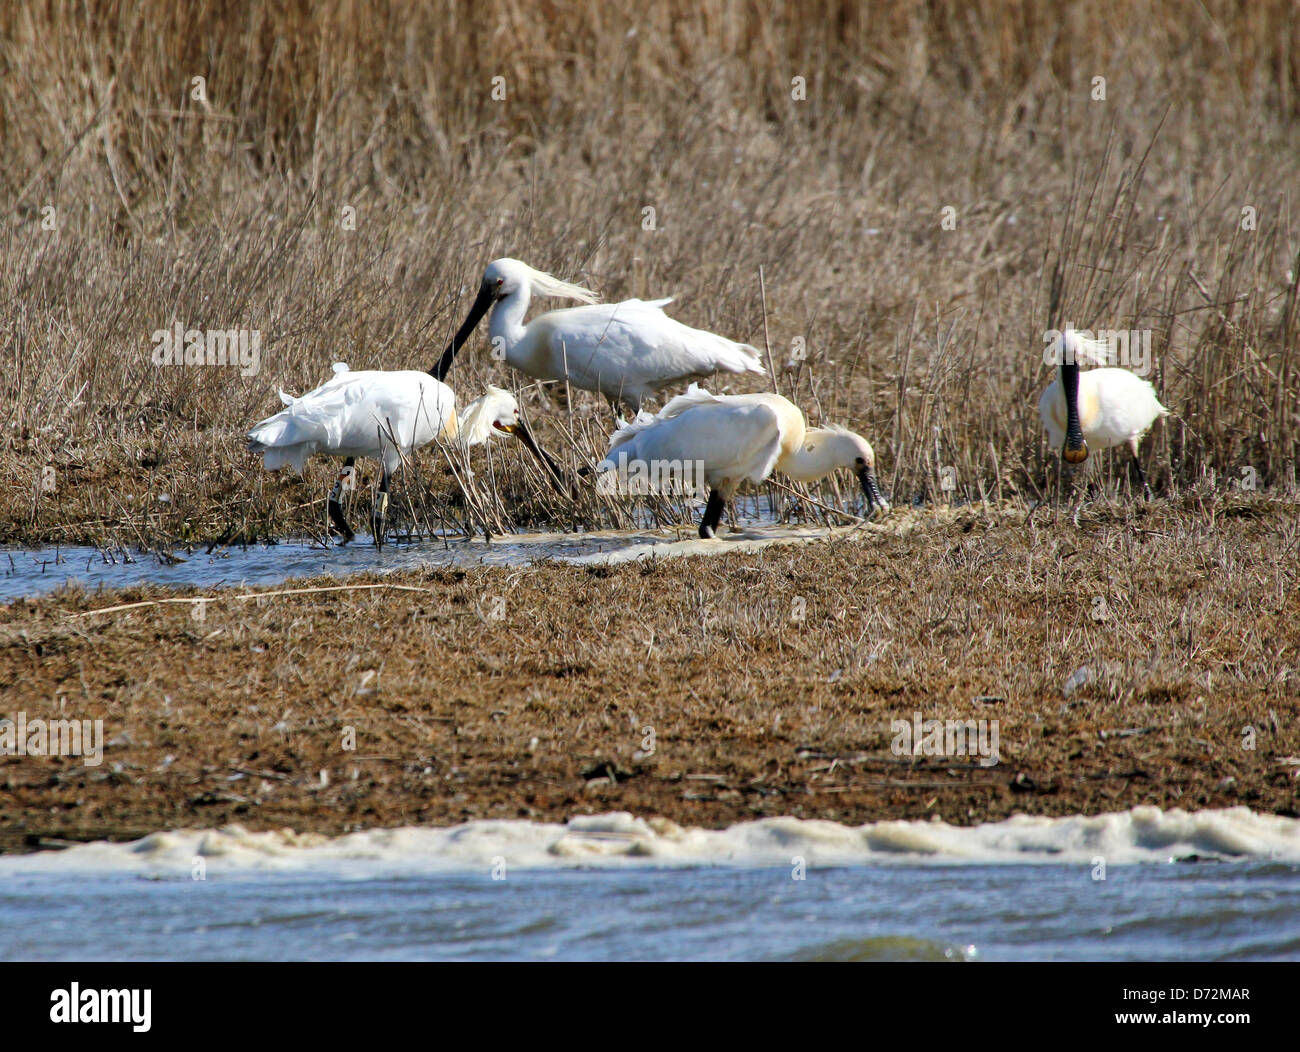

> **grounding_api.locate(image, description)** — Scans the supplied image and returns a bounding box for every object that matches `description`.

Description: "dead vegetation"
[1,4,1299,846]
[1,1,1298,545]
[1,501,1296,849]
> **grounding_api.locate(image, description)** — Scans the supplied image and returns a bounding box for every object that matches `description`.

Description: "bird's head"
[482,386,525,436]
[481,258,531,302]
[481,258,599,305]
[801,426,891,518]
[474,384,569,496]
[432,260,598,382]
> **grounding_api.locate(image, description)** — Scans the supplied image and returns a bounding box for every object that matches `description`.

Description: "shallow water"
[0,521,860,602]
[1,809,1297,961]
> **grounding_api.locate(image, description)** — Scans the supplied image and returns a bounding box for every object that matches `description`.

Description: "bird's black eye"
[496,278,504,286]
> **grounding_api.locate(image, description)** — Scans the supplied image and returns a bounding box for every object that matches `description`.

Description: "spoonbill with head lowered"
[247,363,562,544]
[597,384,888,538]
[432,258,766,411]
[1040,331,1169,499]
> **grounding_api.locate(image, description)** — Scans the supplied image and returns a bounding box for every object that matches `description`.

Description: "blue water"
[0,497,815,602]
[0,515,832,603]
[0,535,605,601]
[3,861,1297,961]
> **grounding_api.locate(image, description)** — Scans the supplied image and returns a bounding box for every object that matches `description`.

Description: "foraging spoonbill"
[432,258,766,410]
[247,363,560,544]
[1040,332,1169,498]
[597,384,888,538]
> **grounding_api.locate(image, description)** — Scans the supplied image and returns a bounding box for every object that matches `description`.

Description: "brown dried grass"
[0,1,1297,545]
[1,500,1296,848]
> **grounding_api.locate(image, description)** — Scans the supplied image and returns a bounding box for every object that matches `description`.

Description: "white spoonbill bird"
[247,363,561,544]
[1040,332,1169,498]
[597,384,888,538]
[432,258,766,411]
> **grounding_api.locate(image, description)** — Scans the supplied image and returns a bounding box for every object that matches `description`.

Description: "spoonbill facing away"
[1040,332,1169,498]
[432,258,766,411]
[247,363,561,544]
[597,384,888,538]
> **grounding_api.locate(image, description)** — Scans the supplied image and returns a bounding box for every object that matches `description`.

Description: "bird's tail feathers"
[251,445,312,474]
[693,329,766,375]
[732,342,768,374]
[247,405,336,454]
[247,421,313,474]
[246,417,293,451]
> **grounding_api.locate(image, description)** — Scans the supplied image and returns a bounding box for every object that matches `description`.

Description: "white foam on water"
[2,806,1297,877]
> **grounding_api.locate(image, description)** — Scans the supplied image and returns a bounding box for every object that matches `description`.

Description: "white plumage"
[597,384,887,537]
[248,363,457,475]
[603,386,793,491]
[435,258,766,410]
[247,363,550,543]
[1039,332,1169,497]
[1039,367,1169,456]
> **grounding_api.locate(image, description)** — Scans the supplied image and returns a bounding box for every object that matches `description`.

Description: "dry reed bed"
[0,501,1296,848]
[1,2,1298,545]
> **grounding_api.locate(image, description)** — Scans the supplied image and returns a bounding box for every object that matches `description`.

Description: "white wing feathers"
[599,384,785,489]
[655,382,729,420]
[247,368,451,475]
[538,301,764,401]
[605,383,722,454]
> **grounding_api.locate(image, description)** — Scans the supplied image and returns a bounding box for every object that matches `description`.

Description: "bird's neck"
[438,405,460,443]
[778,429,843,482]
[489,287,531,359]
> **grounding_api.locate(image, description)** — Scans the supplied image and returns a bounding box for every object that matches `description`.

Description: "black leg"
[1051,454,1068,518]
[1131,446,1153,501]
[372,467,391,548]
[699,488,726,539]
[327,458,356,543]
[608,392,642,426]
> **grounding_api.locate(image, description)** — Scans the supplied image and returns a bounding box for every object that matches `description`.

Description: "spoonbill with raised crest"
[432,258,766,411]
[1040,331,1169,499]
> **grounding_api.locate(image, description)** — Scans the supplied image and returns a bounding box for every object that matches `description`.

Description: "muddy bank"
[1,501,1297,852]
